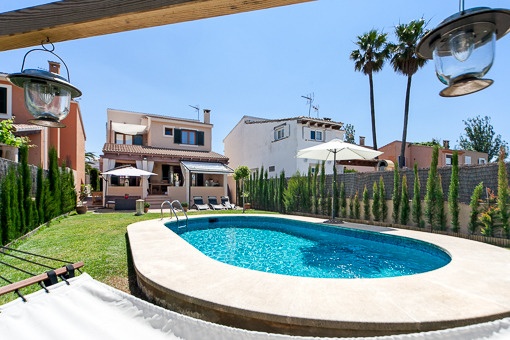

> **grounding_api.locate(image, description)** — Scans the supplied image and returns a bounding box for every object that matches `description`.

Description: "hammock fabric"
[1,273,510,340]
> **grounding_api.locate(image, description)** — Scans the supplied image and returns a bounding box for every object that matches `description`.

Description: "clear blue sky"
[1,1,510,159]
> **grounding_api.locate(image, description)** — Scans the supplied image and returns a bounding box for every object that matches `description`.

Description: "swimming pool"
[129,214,510,337]
[165,215,451,279]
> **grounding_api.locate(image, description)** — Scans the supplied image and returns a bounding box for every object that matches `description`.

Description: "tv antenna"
[189,105,200,120]
[312,105,320,118]
[301,93,314,117]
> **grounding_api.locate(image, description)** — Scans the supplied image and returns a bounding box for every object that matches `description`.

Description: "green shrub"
[468,182,484,234]
[372,181,380,221]
[363,185,370,220]
[448,151,460,232]
[392,168,400,223]
[412,163,423,227]
[400,175,410,225]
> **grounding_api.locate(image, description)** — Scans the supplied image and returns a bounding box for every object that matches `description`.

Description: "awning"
[180,161,234,174]
[111,122,147,135]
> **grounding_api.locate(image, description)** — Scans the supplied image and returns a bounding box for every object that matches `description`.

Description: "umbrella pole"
[332,151,336,221]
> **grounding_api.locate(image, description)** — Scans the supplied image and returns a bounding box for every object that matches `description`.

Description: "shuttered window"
[174,129,204,146]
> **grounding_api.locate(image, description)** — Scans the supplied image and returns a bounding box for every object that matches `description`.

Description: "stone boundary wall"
[333,162,503,204]
[0,158,40,196]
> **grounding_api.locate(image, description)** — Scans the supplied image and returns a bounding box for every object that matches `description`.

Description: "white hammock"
[1,273,509,340]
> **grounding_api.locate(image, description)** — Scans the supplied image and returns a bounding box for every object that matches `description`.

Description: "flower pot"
[144,207,149,213]
[244,203,251,210]
[76,205,88,214]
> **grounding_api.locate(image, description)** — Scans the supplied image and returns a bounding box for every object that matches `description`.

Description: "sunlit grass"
[0,209,272,305]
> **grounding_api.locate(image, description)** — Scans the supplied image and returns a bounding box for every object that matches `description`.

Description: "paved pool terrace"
[127,214,510,337]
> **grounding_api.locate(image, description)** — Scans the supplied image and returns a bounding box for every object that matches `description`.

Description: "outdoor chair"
[221,196,235,209]
[208,196,225,210]
[192,196,210,210]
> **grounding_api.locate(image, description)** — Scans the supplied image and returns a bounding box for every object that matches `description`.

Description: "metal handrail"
[171,199,188,228]
[160,200,178,220]
[160,200,188,228]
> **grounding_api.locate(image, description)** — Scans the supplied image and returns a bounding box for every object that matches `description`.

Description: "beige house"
[101,108,233,208]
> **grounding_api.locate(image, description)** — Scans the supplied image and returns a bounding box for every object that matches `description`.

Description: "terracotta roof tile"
[102,143,228,162]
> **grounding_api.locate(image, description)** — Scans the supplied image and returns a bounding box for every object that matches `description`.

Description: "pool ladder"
[161,200,188,228]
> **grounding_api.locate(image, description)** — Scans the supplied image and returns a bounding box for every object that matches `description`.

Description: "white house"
[224,115,345,176]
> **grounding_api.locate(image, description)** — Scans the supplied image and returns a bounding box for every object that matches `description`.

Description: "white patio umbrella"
[297,138,383,220]
[101,166,156,177]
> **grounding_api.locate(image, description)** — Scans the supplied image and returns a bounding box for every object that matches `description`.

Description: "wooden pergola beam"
[0,0,313,52]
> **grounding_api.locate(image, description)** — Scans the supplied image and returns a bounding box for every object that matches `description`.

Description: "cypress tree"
[372,181,380,221]
[333,166,339,217]
[448,151,460,232]
[468,182,484,235]
[354,191,360,219]
[20,145,33,231]
[349,195,355,219]
[497,148,510,238]
[363,185,370,220]
[307,166,313,213]
[435,174,446,230]
[340,181,346,218]
[392,168,400,223]
[48,147,61,218]
[425,145,440,229]
[379,176,387,222]
[279,170,286,213]
[412,163,423,227]
[36,166,45,225]
[400,174,410,225]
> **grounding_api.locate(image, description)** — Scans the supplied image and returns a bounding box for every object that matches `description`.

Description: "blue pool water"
[165,216,451,279]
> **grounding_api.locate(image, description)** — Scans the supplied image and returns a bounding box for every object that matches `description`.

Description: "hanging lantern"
[7,39,82,128]
[417,6,510,97]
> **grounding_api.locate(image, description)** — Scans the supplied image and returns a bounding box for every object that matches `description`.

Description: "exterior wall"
[60,102,86,190]
[106,109,212,152]
[379,141,489,169]
[224,116,344,177]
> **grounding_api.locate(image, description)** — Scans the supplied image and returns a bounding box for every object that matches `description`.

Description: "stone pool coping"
[127,214,510,337]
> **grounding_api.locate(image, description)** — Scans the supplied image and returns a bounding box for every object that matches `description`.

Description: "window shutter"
[174,129,182,143]
[197,131,205,146]
[310,131,315,140]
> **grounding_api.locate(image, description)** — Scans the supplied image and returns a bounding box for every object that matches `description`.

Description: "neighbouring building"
[224,115,345,176]
[101,108,233,207]
[379,140,488,169]
[0,61,86,191]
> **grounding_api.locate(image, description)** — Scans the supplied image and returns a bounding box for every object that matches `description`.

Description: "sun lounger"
[208,196,225,210]
[221,196,235,209]
[192,196,210,210]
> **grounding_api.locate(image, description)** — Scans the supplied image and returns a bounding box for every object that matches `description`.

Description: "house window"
[445,154,452,166]
[115,133,143,145]
[174,129,204,146]
[465,156,471,165]
[274,127,285,141]
[478,158,486,164]
[182,130,196,144]
[164,127,173,136]
[310,130,323,141]
[269,166,275,172]
[0,85,12,117]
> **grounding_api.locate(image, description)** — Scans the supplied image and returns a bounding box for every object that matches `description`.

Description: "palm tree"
[389,19,428,168]
[350,30,391,150]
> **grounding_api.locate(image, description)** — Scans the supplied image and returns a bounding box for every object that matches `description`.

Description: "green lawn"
[0,209,272,305]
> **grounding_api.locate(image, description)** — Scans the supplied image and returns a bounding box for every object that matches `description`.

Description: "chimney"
[443,140,450,149]
[203,109,211,124]
[359,136,365,146]
[48,61,61,74]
